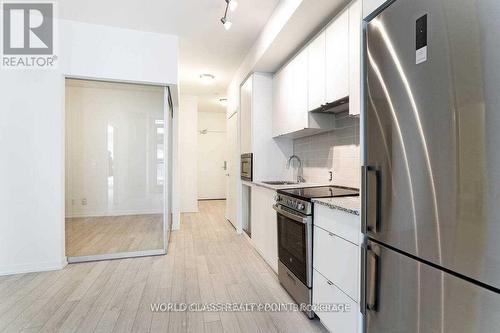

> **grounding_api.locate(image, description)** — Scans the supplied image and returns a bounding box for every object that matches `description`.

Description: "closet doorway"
[65,79,171,262]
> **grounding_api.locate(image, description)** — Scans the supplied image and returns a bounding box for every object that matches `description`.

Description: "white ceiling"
[56,0,279,113]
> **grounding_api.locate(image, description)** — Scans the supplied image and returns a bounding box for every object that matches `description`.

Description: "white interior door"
[225,113,238,226]
[197,112,227,200]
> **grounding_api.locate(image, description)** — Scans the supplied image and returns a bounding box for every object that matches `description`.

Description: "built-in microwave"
[240,153,253,181]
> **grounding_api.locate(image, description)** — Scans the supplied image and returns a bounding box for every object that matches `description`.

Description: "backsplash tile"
[293,113,360,188]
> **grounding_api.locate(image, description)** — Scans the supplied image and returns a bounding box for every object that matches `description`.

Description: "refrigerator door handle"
[366,245,380,312]
[364,166,381,233]
[360,240,367,316]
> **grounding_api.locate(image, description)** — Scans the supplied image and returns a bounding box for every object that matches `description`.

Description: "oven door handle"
[273,205,311,224]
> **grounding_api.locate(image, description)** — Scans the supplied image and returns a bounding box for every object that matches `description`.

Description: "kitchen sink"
[262,181,299,185]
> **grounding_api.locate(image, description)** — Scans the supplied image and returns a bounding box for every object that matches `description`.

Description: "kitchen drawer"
[313,225,359,301]
[313,269,358,333]
[314,203,360,245]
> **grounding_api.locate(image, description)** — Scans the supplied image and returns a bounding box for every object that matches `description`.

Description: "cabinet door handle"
[327,280,333,286]
[328,232,335,237]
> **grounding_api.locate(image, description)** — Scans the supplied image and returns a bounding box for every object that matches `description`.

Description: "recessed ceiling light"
[220,17,232,30]
[228,0,238,11]
[199,74,215,85]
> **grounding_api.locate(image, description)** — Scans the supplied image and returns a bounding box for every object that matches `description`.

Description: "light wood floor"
[0,200,327,333]
[65,214,164,257]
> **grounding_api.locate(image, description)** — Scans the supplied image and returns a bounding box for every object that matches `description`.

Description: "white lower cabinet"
[313,269,358,333]
[314,204,360,245]
[250,186,278,273]
[313,226,359,301]
[313,203,361,333]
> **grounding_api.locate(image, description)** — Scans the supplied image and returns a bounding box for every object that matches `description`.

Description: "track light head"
[220,17,232,30]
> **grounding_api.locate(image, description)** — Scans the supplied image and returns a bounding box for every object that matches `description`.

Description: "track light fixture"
[221,0,238,30]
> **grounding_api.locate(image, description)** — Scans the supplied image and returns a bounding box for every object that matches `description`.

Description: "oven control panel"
[275,194,312,215]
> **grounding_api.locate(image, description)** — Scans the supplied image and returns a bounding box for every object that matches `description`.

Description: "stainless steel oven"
[240,153,253,181]
[273,186,359,319]
[273,201,313,318]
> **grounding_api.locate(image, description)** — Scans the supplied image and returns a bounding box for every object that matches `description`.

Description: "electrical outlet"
[81,198,87,206]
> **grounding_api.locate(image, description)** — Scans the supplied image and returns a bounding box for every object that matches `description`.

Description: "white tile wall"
[293,112,360,188]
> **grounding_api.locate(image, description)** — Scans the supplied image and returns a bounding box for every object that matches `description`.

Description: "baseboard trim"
[66,210,163,219]
[67,249,166,263]
[0,259,67,276]
[198,198,227,201]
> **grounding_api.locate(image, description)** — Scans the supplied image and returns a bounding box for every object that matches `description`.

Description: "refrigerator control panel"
[416,14,427,64]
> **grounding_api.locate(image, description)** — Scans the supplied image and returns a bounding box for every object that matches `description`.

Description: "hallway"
[0,200,326,332]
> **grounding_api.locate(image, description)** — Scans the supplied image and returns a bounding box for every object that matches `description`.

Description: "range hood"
[311,96,349,114]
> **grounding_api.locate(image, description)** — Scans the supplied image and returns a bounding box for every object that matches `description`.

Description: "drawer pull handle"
[327,280,333,286]
[328,232,334,237]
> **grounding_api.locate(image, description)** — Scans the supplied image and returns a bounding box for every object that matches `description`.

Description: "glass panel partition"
[65,79,165,259]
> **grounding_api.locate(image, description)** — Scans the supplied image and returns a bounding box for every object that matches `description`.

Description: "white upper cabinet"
[273,49,335,138]
[307,32,326,111]
[240,76,253,154]
[290,49,309,133]
[348,0,362,116]
[326,9,349,103]
[272,68,284,137]
[272,65,292,137]
[273,49,315,137]
[272,1,363,137]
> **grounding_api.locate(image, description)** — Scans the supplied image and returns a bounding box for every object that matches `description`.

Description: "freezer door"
[365,0,500,289]
[364,240,500,333]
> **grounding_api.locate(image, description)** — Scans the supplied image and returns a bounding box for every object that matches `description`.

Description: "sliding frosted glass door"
[65,79,166,259]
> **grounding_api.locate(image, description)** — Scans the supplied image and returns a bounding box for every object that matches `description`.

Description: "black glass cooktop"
[278,186,359,201]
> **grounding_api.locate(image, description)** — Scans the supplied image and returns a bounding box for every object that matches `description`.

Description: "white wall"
[0,71,65,275]
[0,19,178,275]
[60,20,178,85]
[197,112,227,200]
[178,95,199,213]
[65,80,164,218]
[362,0,387,18]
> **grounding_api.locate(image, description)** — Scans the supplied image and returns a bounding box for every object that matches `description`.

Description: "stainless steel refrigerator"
[362,0,500,332]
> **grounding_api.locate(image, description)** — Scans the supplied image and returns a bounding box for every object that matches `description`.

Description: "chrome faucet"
[287,155,306,183]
